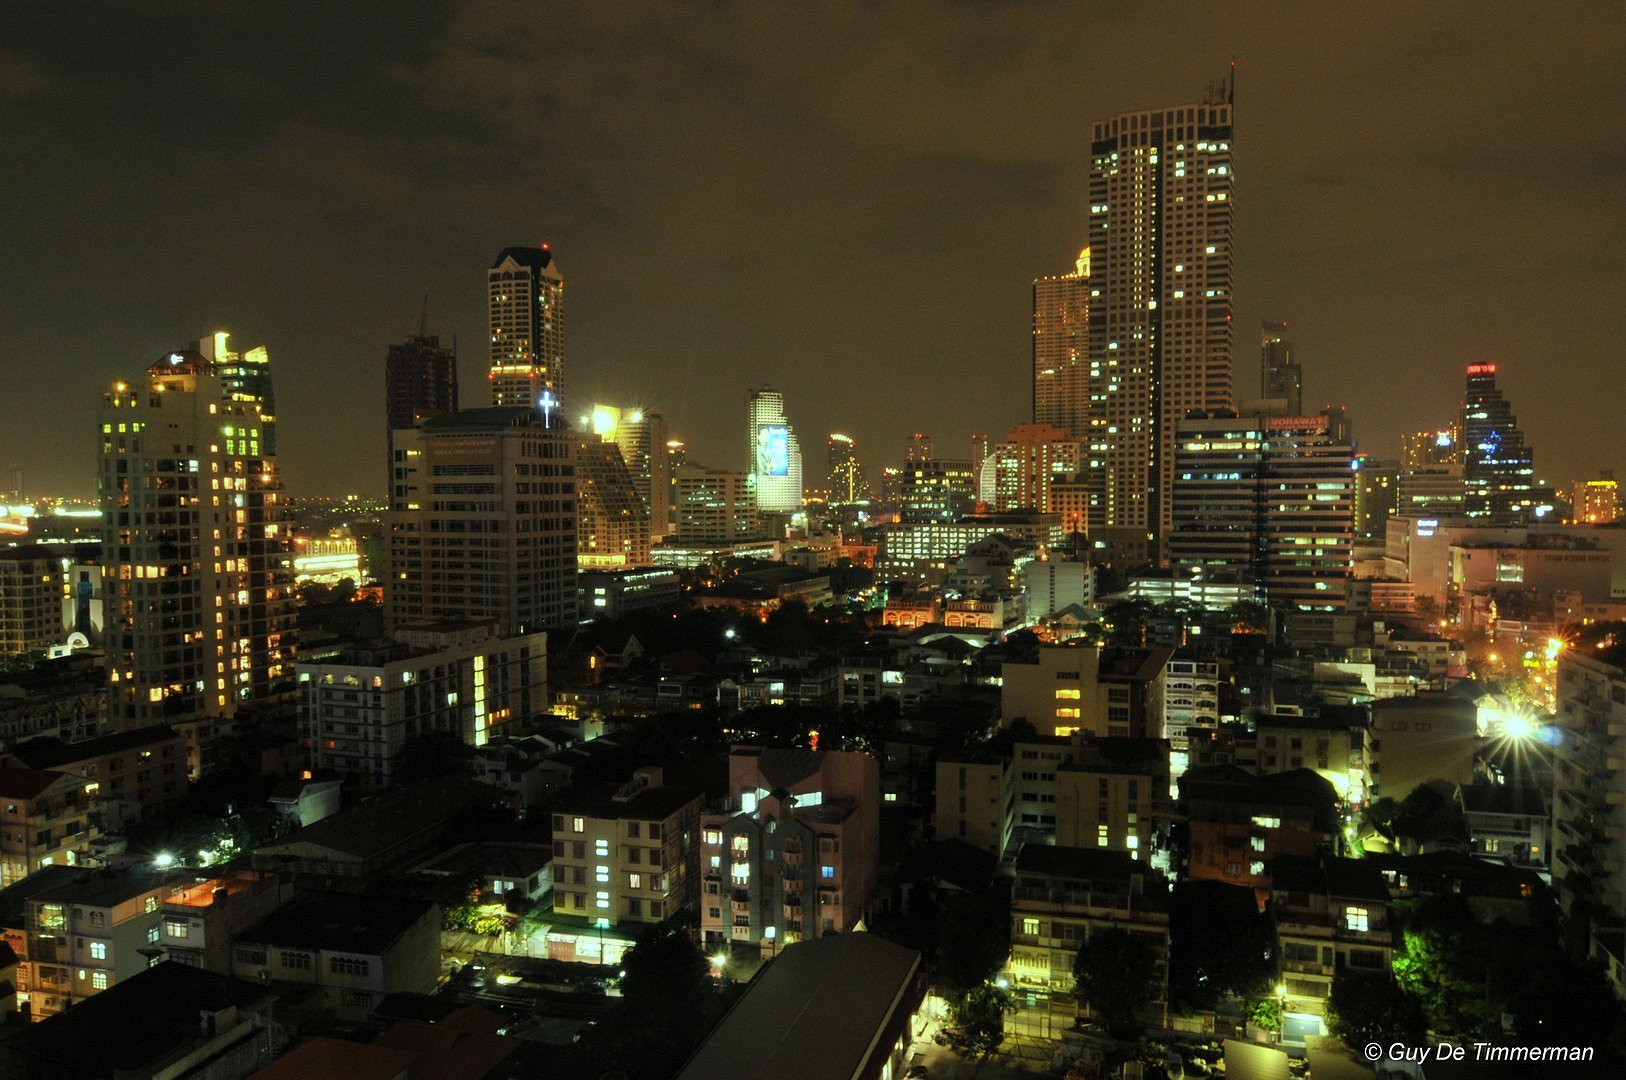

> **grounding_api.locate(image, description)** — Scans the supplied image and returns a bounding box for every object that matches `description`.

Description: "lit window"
[1022,917,1040,936]
[92,971,108,990]
[1345,906,1370,932]
[89,942,107,960]
[821,865,834,880]
[629,873,642,890]
[1054,688,1081,700]
[573,817,585,833]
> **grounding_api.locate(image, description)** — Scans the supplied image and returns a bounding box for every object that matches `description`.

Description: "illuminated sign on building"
[1465,362,1498,376]
[757,424,790,478]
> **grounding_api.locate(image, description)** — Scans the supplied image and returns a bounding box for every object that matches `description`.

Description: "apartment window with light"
[1345,906,1370,932]
[91,971,108,990]
[1022,918,1040,936]
[89,941,107,960]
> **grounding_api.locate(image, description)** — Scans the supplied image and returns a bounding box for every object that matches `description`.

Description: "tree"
[1391,894,1491,1033]
[1074,927,1159,1038]
[1248,996,1283,1035]
[953,983,1014,1058]
[1327,971,1429,1049]
[937,889,1010,996]
[619,921,709,1012]
[1169,881,1273,1009]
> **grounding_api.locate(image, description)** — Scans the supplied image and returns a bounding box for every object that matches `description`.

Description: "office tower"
[826,433,870,505]
[385,335,458,432]
[196,331,276,455]
[1573,472,1620,524]
[879,467,902,505]
[1396,464,1465,518]
[665,438,687,532]
[488,246,564,407]
[1401,426,1462,468]
[904,433,933,463]
[899,458,975,522]
[575,437,652,569]
[1033,247,1091,436]
[387,407,577,633]
[672,463,757,544]
[1259,320,1301,415]
[0,545,66,656]
[1170,411,1354,611]
[99,349,293,728]
[1353,457,1400,542]
[746,387,803,513]
[1086,85,1235,561]
[988,423,1081,513]
[1461,362,1552,521]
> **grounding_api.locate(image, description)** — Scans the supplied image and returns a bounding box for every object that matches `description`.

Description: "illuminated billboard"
[756,424,790,478]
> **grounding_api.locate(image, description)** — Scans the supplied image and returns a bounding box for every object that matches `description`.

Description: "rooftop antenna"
[1229,58,1236,106]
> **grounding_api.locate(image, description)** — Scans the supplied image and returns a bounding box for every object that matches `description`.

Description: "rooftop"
[676,934,921,1080]
[0,765,74,800]
[255,777,495,861]
[414,840,552,880]
[5,723,179,770]
[1014,844,1142,883]
[237,891,434,955]
[554,778,703,821]
[27,867,174,909]
[11,962,275,1076]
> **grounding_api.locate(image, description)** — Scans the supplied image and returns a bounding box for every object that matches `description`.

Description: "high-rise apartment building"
[1085,86,1235,561]
[575,437,651,569]
[387,407,577,633]
[1260,320,1302,415]
[488,246,564,407]
[1461,362,1552,522]
[98,349,294,729]
[196,332,276,456]
[1573,473,1620,524]
[1169,411,1354,611]
[988,423,1081,514]
[1401,426,1462,469]
[746,387,802,513]
[616,408,672,539]
[1033,247,1091,437]
[1353,458,1400,543]
[385,335,458,433]
[1552,638,1626,928]
[904,433,934,463]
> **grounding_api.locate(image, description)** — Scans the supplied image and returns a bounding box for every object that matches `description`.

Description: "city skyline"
[2,7,1621,500]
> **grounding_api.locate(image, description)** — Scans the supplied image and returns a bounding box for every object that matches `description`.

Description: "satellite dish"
[65,632,90,650]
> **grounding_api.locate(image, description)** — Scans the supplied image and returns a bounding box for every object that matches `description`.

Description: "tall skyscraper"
[826,434,870,505]
[1353,457,1400,542]
[1259,320,1301,415]
[1170,411,1353,611]
[900,458,975,522]
[1085,84,1235,561]
[746,387,803,513]
[575,437,651,569]
[387,407,577,633]
[1461,362,1552,522]
[196,331,276,455]
[1033,247,1090,436]
[673,463,757,543]
[99,348,294,730]
[1401,426,1463,468]
[385,335,459,433]
[488,246,564,407]
[616,409,672,539]
[987,423,1081,514]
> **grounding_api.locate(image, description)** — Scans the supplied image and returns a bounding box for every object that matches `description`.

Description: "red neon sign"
[1466,362,1497,375]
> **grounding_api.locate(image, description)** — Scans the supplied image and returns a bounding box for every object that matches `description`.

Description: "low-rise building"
[1253,712,1370,806]
[700,748,881,954]
[578,566,681,621]
[1054,737,1171,858]
[23,867,178,1019]
[934,752,1011,855]
[1369,693,1479,801]
[1271,855,1394,1021]
[295,622,546,790]
[161,870,290,974]
[1002,644,1170,739]
[1181,765,1340,904]
[231,891,440,1022]
[9,961,285,1079]
[1461,783,1549,868]
[550,767,702,936]
[412,840,552,909]
[675,933,925,1080]
[2,723,187,831]
[0,768,96,889]
[1009,845,1171,1027]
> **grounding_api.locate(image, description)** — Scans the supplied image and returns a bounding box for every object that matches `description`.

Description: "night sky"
[3,3,1621,498]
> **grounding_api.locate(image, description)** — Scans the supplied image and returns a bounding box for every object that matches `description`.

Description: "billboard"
[756,424,790,478]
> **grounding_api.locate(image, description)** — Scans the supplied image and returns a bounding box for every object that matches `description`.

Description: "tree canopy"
[1075,927,1160,1037]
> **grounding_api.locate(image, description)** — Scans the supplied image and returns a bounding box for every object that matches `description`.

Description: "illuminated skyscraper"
[98,349,294,739]
[1033,247,1090,436]
[900,458,974,522]
[905,433,934,463]
[746,387,802,513]
[617,409,672,539]
[826,434,870,505]
[1259,320,1301,415]
[1401,426,1462,468]
[575,437,651,569]
[1086,83,1235,561]
[988,423,1081,514]
[488,246,563,407]
[197,331,276,455]
[1461,362,1552,522]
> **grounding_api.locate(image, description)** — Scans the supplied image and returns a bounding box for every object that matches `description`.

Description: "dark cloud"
[2,1,1622,499]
